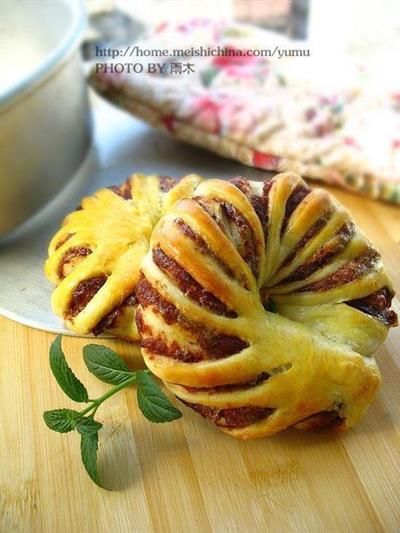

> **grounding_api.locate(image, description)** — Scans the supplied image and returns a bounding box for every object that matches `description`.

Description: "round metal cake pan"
[0,0,92,237]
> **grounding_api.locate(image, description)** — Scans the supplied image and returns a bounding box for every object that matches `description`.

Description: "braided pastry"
[44,174,202,340]
[135,172,397,438]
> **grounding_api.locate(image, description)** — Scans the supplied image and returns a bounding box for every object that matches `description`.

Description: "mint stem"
[80,374,139,417]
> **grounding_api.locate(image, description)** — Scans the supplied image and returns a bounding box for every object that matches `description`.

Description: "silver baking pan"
[0,0,92,236]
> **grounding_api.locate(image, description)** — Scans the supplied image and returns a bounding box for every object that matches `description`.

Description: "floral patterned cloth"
[90,19,400,203]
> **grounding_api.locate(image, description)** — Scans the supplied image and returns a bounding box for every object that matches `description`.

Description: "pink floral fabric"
[91,19,400,203]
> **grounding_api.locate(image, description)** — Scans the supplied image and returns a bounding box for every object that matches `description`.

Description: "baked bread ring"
[136,172,397,438]
[45,174,202,340]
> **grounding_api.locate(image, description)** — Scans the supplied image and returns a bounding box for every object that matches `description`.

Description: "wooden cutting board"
[1,185,399,533]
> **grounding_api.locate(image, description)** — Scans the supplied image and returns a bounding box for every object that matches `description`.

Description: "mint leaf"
[43,408,82,433]
[137,371,182,423]
[44,342,183,489]
[83,344,134,385]
[50,336,88,402]
[76,417,103,436]
[80,431,105,488]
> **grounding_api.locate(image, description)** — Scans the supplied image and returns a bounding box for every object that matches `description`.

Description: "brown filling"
[230,177,251,195]
[137,310,244,362]
[280,184,311,236]
[183,372,270,394]
[68,275,107,318]
[195,332,248,357]
[181,401,274,428]
[282,223,354,284]
[230,177,273,236]
[194,196,222,223]
[140,332,203,363]
[281,208,332,268]
[108,180,132,199]
[175,217,210,254]
[295,409,345,431]
[92,291,138,336]
[296,248,379,292]
[152,247,236,318]
[59,246,92,278]
[346,287,398,326]
[136,276,180,324]
[175,218,245,285]
[194,196,259,277]
[221,201,259,277]
[250,180,274,237]
[135,279,248,361]
[159,175,178,192]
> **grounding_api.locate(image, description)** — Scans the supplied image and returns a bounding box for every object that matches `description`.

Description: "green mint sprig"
[43,335,182,488]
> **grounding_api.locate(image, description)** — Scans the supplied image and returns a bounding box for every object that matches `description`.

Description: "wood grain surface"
[1,185,399,533]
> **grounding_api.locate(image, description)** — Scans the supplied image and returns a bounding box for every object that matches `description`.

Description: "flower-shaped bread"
[135,172,397,438]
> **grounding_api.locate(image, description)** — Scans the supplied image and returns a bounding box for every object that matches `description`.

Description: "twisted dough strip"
[136,172,397,438]
[45,174,202,340]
